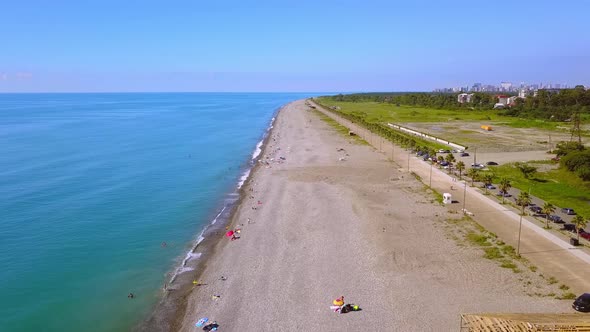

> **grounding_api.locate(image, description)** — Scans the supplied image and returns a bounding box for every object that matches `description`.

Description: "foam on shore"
[138,106,285,331]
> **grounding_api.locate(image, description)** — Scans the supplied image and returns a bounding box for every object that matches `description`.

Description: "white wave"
[251,140,264,160]
[237,169,251,189]
[211,206,226,225]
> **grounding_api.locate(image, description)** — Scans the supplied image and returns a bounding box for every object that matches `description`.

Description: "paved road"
[310,99,590,294]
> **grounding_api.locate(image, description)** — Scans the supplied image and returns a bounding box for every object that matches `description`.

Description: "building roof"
[460,313,590,332]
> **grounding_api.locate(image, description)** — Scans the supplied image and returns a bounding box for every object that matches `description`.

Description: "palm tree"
[445,153,456,164]
[467,168,479,186]
[456,161,465,179]
[437,155,444,165]
[572,215,587,241]
[498,178,511,204]
[516,191,532,256]
[482,173,493,194]
[541,202,556,229]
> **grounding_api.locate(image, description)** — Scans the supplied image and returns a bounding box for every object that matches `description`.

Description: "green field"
[488,161,590,217]
[316,97,572,130]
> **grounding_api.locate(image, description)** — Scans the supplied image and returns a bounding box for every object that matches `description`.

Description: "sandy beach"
[176,100,570,331]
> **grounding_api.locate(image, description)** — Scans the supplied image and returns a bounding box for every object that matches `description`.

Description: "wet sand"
[176,100,568,332]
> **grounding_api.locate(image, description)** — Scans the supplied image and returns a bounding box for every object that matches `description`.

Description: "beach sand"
[176,100,568,331]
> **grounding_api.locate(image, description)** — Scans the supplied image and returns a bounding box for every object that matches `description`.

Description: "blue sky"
[1,0,589,92]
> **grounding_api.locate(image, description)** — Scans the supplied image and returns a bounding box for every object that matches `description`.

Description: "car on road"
[485,184,496,189]
[562,208,576,215]
[471,163,484,169]
[529,206,542,214]
[460,152,470,157]
[486,161,499,166]
[548,215,564,223]
[573,293,590,312]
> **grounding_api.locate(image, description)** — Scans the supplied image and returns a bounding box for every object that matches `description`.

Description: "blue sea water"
[0,93,315,332]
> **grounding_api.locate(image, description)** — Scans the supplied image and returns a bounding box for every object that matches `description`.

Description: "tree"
[498,178,511,204]
[516,163,537,179]
[456,161,465,179]
[437,155,444,164]
[445,153,456,164]
[516,191,532,209]
[482,173,493,194]
[467,168,480,186]
[572,215,587,241]
[541,202,556,229]
[515,191,532,256]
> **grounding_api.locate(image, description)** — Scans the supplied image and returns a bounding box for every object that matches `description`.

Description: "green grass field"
[316,97,572,130]
[488,162,590,217]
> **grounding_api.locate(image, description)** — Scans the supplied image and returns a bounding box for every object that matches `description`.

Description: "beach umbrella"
[225,230,234,237]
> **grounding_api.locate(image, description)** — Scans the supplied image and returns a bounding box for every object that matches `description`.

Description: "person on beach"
[202,321,219,331]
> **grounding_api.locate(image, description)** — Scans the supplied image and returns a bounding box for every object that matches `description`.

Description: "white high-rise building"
[500,82,512,91]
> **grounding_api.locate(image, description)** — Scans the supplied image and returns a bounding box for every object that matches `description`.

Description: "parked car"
[581,232,590,241]
[548,215,564,223]
[573,293,590,312]
[497,190,512,197]
[562,224,576,232]
[529,206,542,214]
[440,161,449,166]
[422,155,430,161]
[416,151,425,156]
[562,208,576,215]
[486,161,499,166]
[485,184,496,190]
[460,152,470,157]
[471,163,484,169]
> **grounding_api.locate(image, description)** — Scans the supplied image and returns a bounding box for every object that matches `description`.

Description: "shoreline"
[136,103,288,332]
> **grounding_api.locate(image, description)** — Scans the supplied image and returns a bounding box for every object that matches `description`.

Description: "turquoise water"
[0,93,313,332]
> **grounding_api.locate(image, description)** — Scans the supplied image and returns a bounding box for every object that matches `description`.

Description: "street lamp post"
[462,180,467,213]
[429,161,433,187]
[517,204,524,256]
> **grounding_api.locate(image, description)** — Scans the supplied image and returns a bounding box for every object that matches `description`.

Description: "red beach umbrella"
[225,230,234,238]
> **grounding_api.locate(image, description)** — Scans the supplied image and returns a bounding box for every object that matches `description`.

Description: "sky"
[1,0,589,92]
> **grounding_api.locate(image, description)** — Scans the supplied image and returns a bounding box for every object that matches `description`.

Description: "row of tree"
[327,86,590,120]
[313,99,442,151]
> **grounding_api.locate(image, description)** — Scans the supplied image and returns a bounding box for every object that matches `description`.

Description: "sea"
[0,93,318,332]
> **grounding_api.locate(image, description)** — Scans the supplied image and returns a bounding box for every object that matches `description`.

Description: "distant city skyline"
[1,0,589,92]
[434,81,581,94]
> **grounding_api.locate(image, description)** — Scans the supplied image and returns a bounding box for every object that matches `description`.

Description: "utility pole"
[462,180,467,213]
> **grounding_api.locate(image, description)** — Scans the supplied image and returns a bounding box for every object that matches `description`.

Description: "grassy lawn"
[316,97,572,130]
[488,161,590,217]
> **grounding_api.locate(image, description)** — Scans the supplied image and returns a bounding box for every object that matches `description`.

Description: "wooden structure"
[481,125,493,131]
[460,313,590,332]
